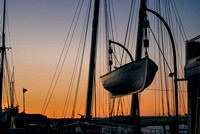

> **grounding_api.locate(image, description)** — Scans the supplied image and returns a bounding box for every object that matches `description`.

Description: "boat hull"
[0,112,8,123]
[0,106,19,126]
[100,58,158,97]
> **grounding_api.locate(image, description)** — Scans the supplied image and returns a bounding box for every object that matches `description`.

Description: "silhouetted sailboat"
[40,0,191,133]
[86,0,179,133]
[0,0,18,127]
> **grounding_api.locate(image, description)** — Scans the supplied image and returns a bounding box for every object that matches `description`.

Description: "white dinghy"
[100,56,158,97]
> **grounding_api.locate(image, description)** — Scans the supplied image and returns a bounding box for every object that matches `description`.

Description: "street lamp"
[23,88,27,113]
[23,88,27,131]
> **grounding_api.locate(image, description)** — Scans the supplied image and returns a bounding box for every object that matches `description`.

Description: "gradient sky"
[0,0,199,118]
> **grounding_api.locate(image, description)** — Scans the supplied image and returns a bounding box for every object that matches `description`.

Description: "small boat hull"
[0,112,8,123]
[100,58,158,97]
[0,106,18,125]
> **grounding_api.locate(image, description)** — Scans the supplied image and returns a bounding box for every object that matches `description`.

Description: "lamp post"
[23,88,27,113]
[23,88,27,131]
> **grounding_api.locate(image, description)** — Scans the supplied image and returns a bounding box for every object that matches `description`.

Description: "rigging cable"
[163,1,177,115]
[155,0,164,116]
[160,0,171,116]
[11,67,18,106]
[104,0,113,116]
[62,0,91,118]
[95,10,107,117]
[104,0,111,72]
[106,0,118,70]
[93,73,97,118]
[2,2,19,108]
[107,0,114,41]
[170,0,187,40]
[178,82,187,114]
[3,75,9,108]
[167,0,187,115]
[149,27,172,73]
[110,98,115,117]
[6,4,14,68]
[116,97,121,116]
[71,0,92,118]
[170,1,187,114]
[5,54,12,107]
[96,7,106,117]
[164,0,172,116]
[153,0,157,116]
[110,0,119,41]
[124,0,137,64]
[41,0,84,115]
[108,0,136,115]
[120,0,135,65]
[157,0,165,117]
[108,0,120,67]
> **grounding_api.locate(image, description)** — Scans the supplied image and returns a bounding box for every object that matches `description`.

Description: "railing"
[58,122,135,134]
[142,124,188,134]
[57,122,188,134]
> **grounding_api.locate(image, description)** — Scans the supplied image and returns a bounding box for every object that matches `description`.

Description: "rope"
[152,9,157,116]
[166,0,187,116]
[149,27,172,73]
[159,1,171,116]
[155,1,164,116]
[106,0,119,67]
[3,74,10,108]
[178,82,187,114]
[170,0,187,40]
[5,54,13,107]
[120,0,135,65]
[94,74,97,118]
[11,67,18,106]
[109,0,121,66]
[71,0,92,118]
[62,0,91,118]
[146,88,187,92]
[116,97,121,116]
[6,4,14,68]
[124,0,137,63]
[96,11,106,117]
[1,1,18,108]
[41,0,84,115]
[110,98,115,117]
[110,0,119,41]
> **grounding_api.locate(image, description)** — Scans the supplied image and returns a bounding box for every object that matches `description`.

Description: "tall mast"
[130,0,146,117]
[0,0,6,113]
[86,0,100,120]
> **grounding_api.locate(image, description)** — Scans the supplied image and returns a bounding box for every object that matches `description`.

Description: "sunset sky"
[0,0,199,118]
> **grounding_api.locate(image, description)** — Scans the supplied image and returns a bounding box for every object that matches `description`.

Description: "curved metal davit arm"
[109,40,134,62]
[145,8,178,120]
